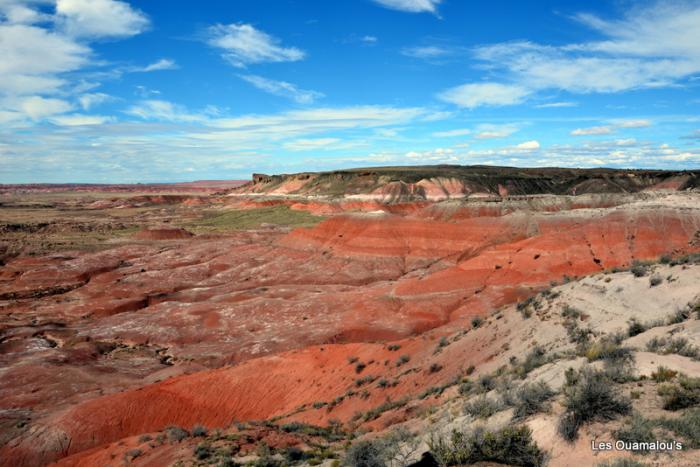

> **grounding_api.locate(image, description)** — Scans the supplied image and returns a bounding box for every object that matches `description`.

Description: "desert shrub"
[658,376,700,410]
[194,443,213,460]
[191,424,208,437]
[138,434,152,443]
[660,254,672,264]
[471,316,483,329]
[285,446,306,462]
[615,413,656,453]
[515,346,549,378]
[557,369,632,441]
[630,261,648,277]
[125,448,143,460]
[561,305,582,320]
[419,385,446,400]
[585,338,635,372]
[428,363,443,374]
[355,362,367,374]
[596,459,647,467]
[564,367,579,387]
[387,344,401,351]
[395,355,410,367]
[165,425,189,443]
[427,425,545,467]
[651,366,678,383]
[649,274,663,287]
[377,378,388,388]
[347,356,359,364]
[565,320,593,345]
[512,381,556,420]
[466,365,475,375]
[668,308,691,325]
[627,319,646,337]
[343,439,384,467]
[355,375,377,387]
[464,395,504,419]
[436,336,449,350]
[477,373,495,393]
[458,379,473,396]
[656,409,700,448]
[646,336,699,359]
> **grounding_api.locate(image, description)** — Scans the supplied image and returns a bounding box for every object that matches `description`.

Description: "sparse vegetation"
[656,409,700,448]
[427,425,545,467]
[512,381,556,420]
[191,424,208,437]
[463,395,505,419]
[514,346,549,378]
[165,425,189,443]
[630,261,649,277]
[646,336,699,360]
[651,366,678,383]
[658,375,700,410]
[615,413,656,452]
[395,355,410,367]
[471,316,483,329]
[558,369,632,441]
[188,205,324,232]
[649,273,663,287]
[387,344,401,351]
[343,439,384,467]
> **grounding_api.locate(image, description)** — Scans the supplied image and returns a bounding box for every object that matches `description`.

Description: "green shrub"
[191,424,208,437]
[428,425,545,467]
[387,344,401,351]
[651,366,677,383]
[646,336,699,359]
[512,381,556,420]
[558,369,632,441]
[343,440,384,467]
[477,374,495,393]
[627,319,646,337]
[355,362,367,374]
[649,274,663,287]
[658,376,700,410]
[471,316,483,328]
[615,413,656,452]
[194,443,213,460]
[630,261,648,277]
[395,355,410,367]
[165,425,189,442]
[656,409,700,448]
[464,395,504,419]
[515,346,549,378]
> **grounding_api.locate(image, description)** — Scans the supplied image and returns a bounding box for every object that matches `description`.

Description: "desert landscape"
[1,166,700,466]
[3,1,700,466]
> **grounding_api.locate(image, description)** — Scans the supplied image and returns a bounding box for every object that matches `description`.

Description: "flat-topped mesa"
[231,165,700,202]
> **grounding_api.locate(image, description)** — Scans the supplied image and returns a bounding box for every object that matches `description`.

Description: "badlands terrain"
[1,166,700,467]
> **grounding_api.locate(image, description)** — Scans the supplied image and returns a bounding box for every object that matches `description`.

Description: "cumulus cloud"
[371,0,441,14]
[514,140,540,150]
[78,92,112,110]
[56,0,149,39]
[474,123,521,139]
[438,82,530,109]
[440,2,700,108]
[571,125,613,136]
[239,74,324,104]
[613,118,652,128]
[207,23,305,68]
[18,96,73,120]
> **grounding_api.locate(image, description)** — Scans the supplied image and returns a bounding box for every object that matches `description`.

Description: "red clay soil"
[1,202,700,465]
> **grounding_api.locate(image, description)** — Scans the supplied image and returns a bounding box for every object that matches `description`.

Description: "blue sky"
[1,0,699,183]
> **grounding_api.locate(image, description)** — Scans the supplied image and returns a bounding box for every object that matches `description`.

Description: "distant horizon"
[2,163,700,186]
[2,0,700,183]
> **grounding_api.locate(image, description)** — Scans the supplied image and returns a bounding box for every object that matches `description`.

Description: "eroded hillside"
[1,172,700,467]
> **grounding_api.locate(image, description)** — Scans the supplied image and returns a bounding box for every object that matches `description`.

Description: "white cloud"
[613,118,652,128]
[432,128,471,137]
[571,125,613,136]
[0,2,49,24]
[402,45,451,59]
[514,140,540,150]
[0,23,89,96]
[78,92,112,110]
[361,35,377,44]
[207,23,305,68]
[440,2,700,108]
[474,123,520,139]
[136,58,178,72]
[371,0,441,14]
[56,0,149,39]
[438,82,530,109]
[535,101,578,108]
[51,114,113,126]
[239,74,324,104]
[125,100,205,122]
[18,96,73,120]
